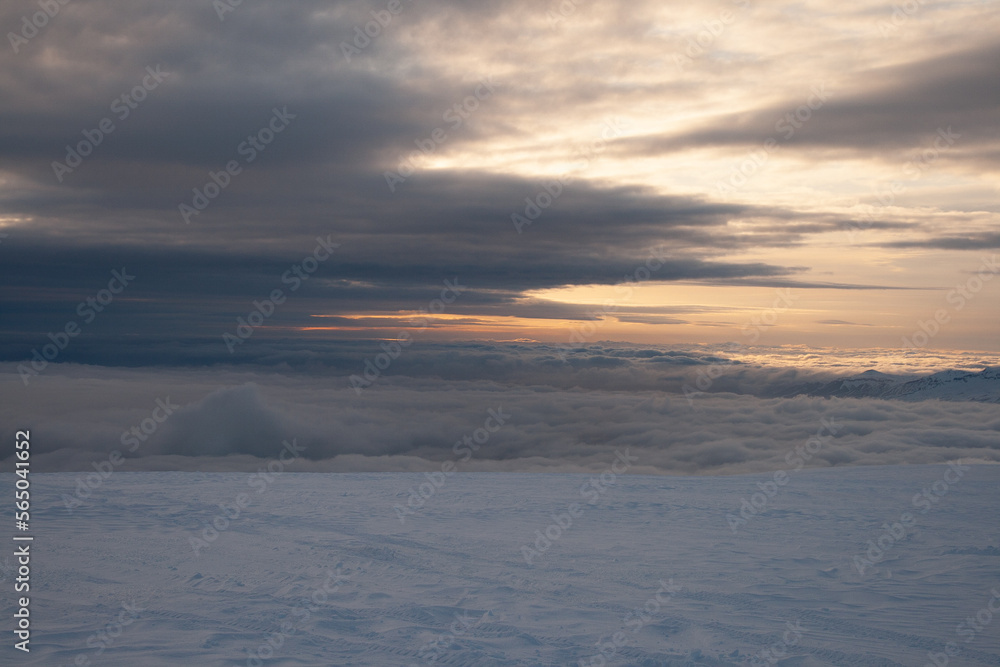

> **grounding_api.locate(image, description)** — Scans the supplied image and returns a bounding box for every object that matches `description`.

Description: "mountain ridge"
[799,367,1000,402]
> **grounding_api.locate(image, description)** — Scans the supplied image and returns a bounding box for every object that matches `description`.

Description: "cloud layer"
[4,342,998,473]
[1,0,997,351]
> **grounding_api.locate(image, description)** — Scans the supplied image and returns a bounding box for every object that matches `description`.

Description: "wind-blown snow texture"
[4,466,999,666]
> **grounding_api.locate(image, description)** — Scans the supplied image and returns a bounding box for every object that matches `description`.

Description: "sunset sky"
[2,0,1000,476]
[4,11,1000,667]
[1,0,998,362]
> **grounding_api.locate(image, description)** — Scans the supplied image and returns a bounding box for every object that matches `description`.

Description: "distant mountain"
[801,367,1000,403]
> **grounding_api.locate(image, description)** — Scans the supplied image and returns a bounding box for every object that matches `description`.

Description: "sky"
[1,0,998,472]
[0,0,998,355]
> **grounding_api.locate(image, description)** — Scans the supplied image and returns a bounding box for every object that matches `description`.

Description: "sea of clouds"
[4,341,998,473]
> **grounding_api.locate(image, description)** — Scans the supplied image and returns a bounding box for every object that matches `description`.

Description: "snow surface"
[4,466,1000,666]
[805,368,1000,403]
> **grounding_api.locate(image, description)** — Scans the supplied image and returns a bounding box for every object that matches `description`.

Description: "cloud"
[3,342,998,474]
[612,41,1000,167]
[817,320,872,327]
[0,181,851,347]
[0,0,996,368]
[151,384,293,458]
[882,234,1000,250]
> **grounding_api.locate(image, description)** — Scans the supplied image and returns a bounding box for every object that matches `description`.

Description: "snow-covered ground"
[4,465,999,666]
[805,368,1000,403]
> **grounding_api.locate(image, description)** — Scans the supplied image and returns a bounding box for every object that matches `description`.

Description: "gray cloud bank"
[3,342,998,473]
[1,1,996,349]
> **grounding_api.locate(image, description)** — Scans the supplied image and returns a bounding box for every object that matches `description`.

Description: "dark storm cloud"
[613,41,1000,166]
[0,0,850,347]
[0,170,846,345]
[690,277,913,290]
[0,0,994,361]
[0,0,561,180]
[881,234,1000,250]
[0,339,822,390]
[0,0,840,229]
[0,0,519,211]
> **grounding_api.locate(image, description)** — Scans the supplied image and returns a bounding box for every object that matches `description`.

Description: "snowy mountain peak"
[855,369,897,379]
[810,367,1000,403]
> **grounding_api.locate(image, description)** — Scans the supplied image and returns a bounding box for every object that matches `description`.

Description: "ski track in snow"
[3,465,999,666]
